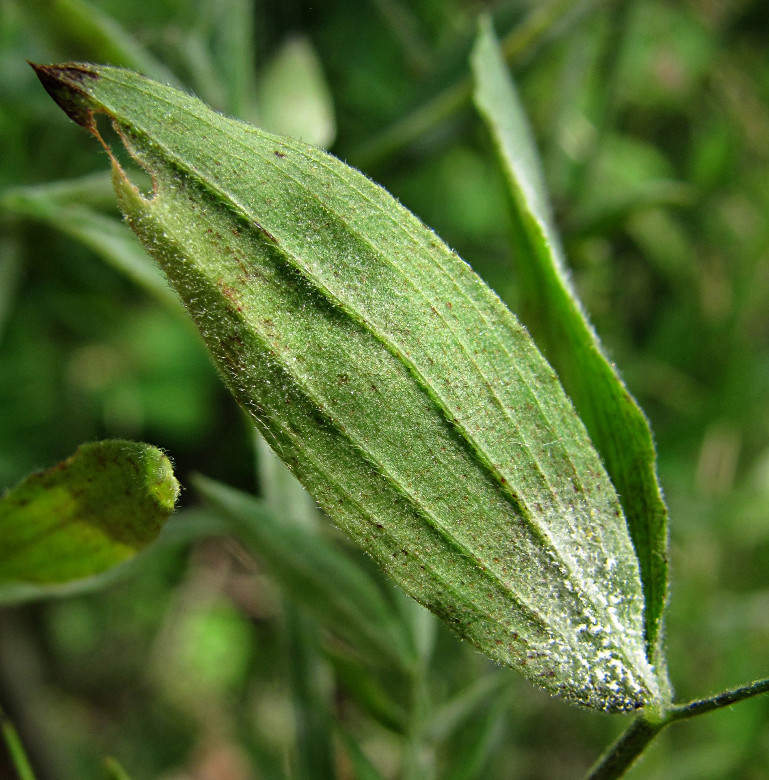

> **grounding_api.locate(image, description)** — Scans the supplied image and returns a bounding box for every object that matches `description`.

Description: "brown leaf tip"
[29,62,100,129]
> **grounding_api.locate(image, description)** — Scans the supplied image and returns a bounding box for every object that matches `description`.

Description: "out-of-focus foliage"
[0,1,767,779]
[0,440,179,602]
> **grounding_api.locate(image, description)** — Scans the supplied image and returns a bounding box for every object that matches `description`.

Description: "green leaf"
[325,648,408,734]
[283,609,336,780]
[0,440,179,602]
[0,704,37,780]
[103,756,132,780]
[1,176,177,307]
[15,0,179,86]
[259,35,336,148]
[471,18,669,669]
[193,475,416,672]
[337,729,387,780]
[35,62,661,712]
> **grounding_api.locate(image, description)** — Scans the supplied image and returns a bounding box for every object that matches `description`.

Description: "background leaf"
[0,439,179,603]
[259,35,336,148]
[1,1,768,777]
[194,475,416,672]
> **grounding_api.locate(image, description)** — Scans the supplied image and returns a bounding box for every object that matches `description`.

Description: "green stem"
[585,676,769,780]
[667,676,769,723]
[585,714,665,780]
[0,705,37,780]
[351,0,591,169]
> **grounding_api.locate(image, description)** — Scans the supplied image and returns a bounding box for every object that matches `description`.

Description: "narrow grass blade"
[0,705,37,780]
[193,475,416,671]
[35,63,661,711]
[0,440,179,603]
[338,729,387,780]
[0,230,23,344]
[16,0,179,86]
[1,178,176,307]
[103,757,132,780]
[471,18,669,670]
[325,648,408,734]
[283,609,336,780]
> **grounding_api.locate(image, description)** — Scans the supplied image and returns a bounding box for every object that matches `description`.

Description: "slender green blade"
[34,62,661,711]
[0,705,37,780]
[471,18,669,667]
[103,757,132,780]
[16,0,179,86]
[193,475,416,671]
[0,440,179,602]
[1,176,176,306]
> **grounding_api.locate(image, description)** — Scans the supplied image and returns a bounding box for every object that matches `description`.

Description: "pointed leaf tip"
[29,61,100,127]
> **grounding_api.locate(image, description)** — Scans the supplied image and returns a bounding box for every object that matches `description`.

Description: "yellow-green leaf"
[0,439,179,601]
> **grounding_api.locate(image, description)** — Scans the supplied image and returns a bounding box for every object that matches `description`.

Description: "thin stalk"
[584,714,664,780]
[667,676,769,723]
[0,705,37,780]
[585,676,769,780]
[351,0,593,169]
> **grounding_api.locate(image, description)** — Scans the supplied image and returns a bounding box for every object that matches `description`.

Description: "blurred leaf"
[103,757,131,780]
[15,0,179,86]
[326,647,408,734]
[471,18,670,673]
[570,179,695,240]
[0,704,37,780]
[259,35,336,148]
[36,62,661,711]
[0,439,179,603]
[338,729,387,780]
[0,229,23,343]
[254,430,320,530]
[441,693,505,780]
[1,177,178,307]
[351,0,591,169]
[284,609,336,780]
[425,673,511,742]
[193,475,415,671]
[201,0,259,121]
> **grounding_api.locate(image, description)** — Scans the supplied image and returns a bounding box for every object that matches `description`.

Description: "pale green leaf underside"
[0,439,179,603]
[35,63,659,711]
[471,19,669,668]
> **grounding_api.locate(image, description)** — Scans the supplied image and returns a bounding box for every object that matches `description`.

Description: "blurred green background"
[1,0,768,778]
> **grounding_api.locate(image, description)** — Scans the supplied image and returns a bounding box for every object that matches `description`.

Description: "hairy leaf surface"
[34,63,660,711]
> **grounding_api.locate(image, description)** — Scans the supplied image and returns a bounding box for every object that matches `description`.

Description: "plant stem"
[584,714,664,780]
[667,676,769,723]
[585,675,769,780]
[0,705,37,780]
